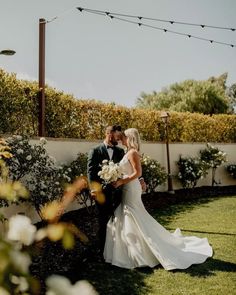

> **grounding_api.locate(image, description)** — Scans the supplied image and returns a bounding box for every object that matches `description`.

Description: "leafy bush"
[199,143,227,186]
[5,136,68,215]
[1,69,236,142]
[177,156,208,188]
[4,137,94,215]
[226,164,236,179]
[62,153,95,212]
[141,154,167,193]
[0,147,96,295]
[0,138,28,208]
[200,143,227,169]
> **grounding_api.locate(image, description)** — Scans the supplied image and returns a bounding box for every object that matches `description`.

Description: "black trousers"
[96,186,122,254]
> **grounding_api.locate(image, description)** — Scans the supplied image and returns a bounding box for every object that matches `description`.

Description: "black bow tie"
[107,145,114,150]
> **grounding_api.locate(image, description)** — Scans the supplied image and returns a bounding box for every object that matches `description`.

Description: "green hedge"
[1,69,236,142]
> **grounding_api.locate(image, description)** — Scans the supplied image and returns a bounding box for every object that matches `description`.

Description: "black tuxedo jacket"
[87,143,125,184]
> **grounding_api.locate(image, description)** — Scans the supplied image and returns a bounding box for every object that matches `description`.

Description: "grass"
[77,196,236,295]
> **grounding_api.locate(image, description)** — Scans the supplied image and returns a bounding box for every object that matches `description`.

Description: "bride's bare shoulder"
[127,149,139,158]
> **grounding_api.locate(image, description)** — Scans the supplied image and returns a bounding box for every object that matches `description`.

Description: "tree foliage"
[0,68,236,142]
[136,73,232,115]
[227,83,236,112]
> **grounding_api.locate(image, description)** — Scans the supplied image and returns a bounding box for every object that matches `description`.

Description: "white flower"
[40,182,47,189]
[49,155,56,163]
[98,161,123,184]
[72,280,98,295]
[7,215,36,245]
[46,276,71,295]
[26,155,32,161]
[16,149,24,155]
[16,135,23,141]
[40,137,47,144]
[46,276,98,295]
[66,176,71,182]
[10,250,31,273]
[11,275,29,292]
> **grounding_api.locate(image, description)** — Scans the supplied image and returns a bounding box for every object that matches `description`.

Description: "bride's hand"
[112,179,123,188]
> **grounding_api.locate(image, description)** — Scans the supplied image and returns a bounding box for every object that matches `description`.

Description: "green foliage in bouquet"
[141,154,167,193]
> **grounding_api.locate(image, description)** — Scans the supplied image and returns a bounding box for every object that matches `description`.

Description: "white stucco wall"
[1,137,235,225]
[30,138,236,189]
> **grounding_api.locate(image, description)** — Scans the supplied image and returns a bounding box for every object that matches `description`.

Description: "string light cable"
[43,6,236,48]
[78,7,235,31]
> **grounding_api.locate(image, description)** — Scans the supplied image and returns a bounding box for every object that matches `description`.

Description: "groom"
[87,125,125,256]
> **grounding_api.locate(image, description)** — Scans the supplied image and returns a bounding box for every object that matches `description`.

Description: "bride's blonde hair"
[124,128,141,152]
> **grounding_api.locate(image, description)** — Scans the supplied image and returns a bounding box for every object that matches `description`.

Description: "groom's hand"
[139,177,147,192]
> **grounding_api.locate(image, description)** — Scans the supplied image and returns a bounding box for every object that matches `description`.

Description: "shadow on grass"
[149,196,221,227]
[68,261,154,295]
[165,228,236,236]
[173,257,236,277]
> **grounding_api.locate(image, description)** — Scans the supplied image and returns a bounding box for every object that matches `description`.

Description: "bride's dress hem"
[104,257,212,271]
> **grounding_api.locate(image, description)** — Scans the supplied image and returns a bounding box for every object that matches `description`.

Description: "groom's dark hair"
[111,124,122,132]
[106,125,122,134]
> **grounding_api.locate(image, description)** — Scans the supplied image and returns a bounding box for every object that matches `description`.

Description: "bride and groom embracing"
[87,125,212,270]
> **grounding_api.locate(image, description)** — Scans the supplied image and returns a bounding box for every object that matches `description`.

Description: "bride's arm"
[113,150,142,188]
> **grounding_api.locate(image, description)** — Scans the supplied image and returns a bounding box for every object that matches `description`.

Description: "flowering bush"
[5,136,70,215]
[226,164,236,179]
[200,143,227,169]
[0,139,28,208]
[0,149,96,295]
[46,275,98,295]
[141,154,167,193]
[200,143,227,186]
[0,212,94,295]
[177,156,208,188]
[61,153,94,212]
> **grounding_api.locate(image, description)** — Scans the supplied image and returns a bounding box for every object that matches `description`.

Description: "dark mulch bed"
[30,185,236,294]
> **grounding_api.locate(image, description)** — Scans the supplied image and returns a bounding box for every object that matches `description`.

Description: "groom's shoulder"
[115,145,125,153]
[90,143,104,152]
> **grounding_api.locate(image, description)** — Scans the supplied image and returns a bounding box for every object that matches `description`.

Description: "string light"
[76,7,235,48]
[44,6,236,48]
[77,7,236,32]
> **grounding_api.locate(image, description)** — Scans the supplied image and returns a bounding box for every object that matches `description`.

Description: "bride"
[103,128,213,270]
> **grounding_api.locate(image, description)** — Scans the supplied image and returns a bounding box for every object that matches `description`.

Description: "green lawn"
[80,196,236,295]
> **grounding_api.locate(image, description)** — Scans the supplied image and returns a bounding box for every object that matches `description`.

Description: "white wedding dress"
[103,154,213,270]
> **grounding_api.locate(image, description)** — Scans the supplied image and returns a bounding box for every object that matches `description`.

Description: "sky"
[0,0,236,107]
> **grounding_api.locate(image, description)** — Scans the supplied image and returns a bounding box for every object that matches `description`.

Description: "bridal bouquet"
[98,159,123,185]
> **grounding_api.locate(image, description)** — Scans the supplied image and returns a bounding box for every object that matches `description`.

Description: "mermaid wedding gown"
[103,154,213,270]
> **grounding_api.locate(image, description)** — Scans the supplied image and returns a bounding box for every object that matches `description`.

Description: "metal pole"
[38,18,46,136]
[165,122,174,193]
